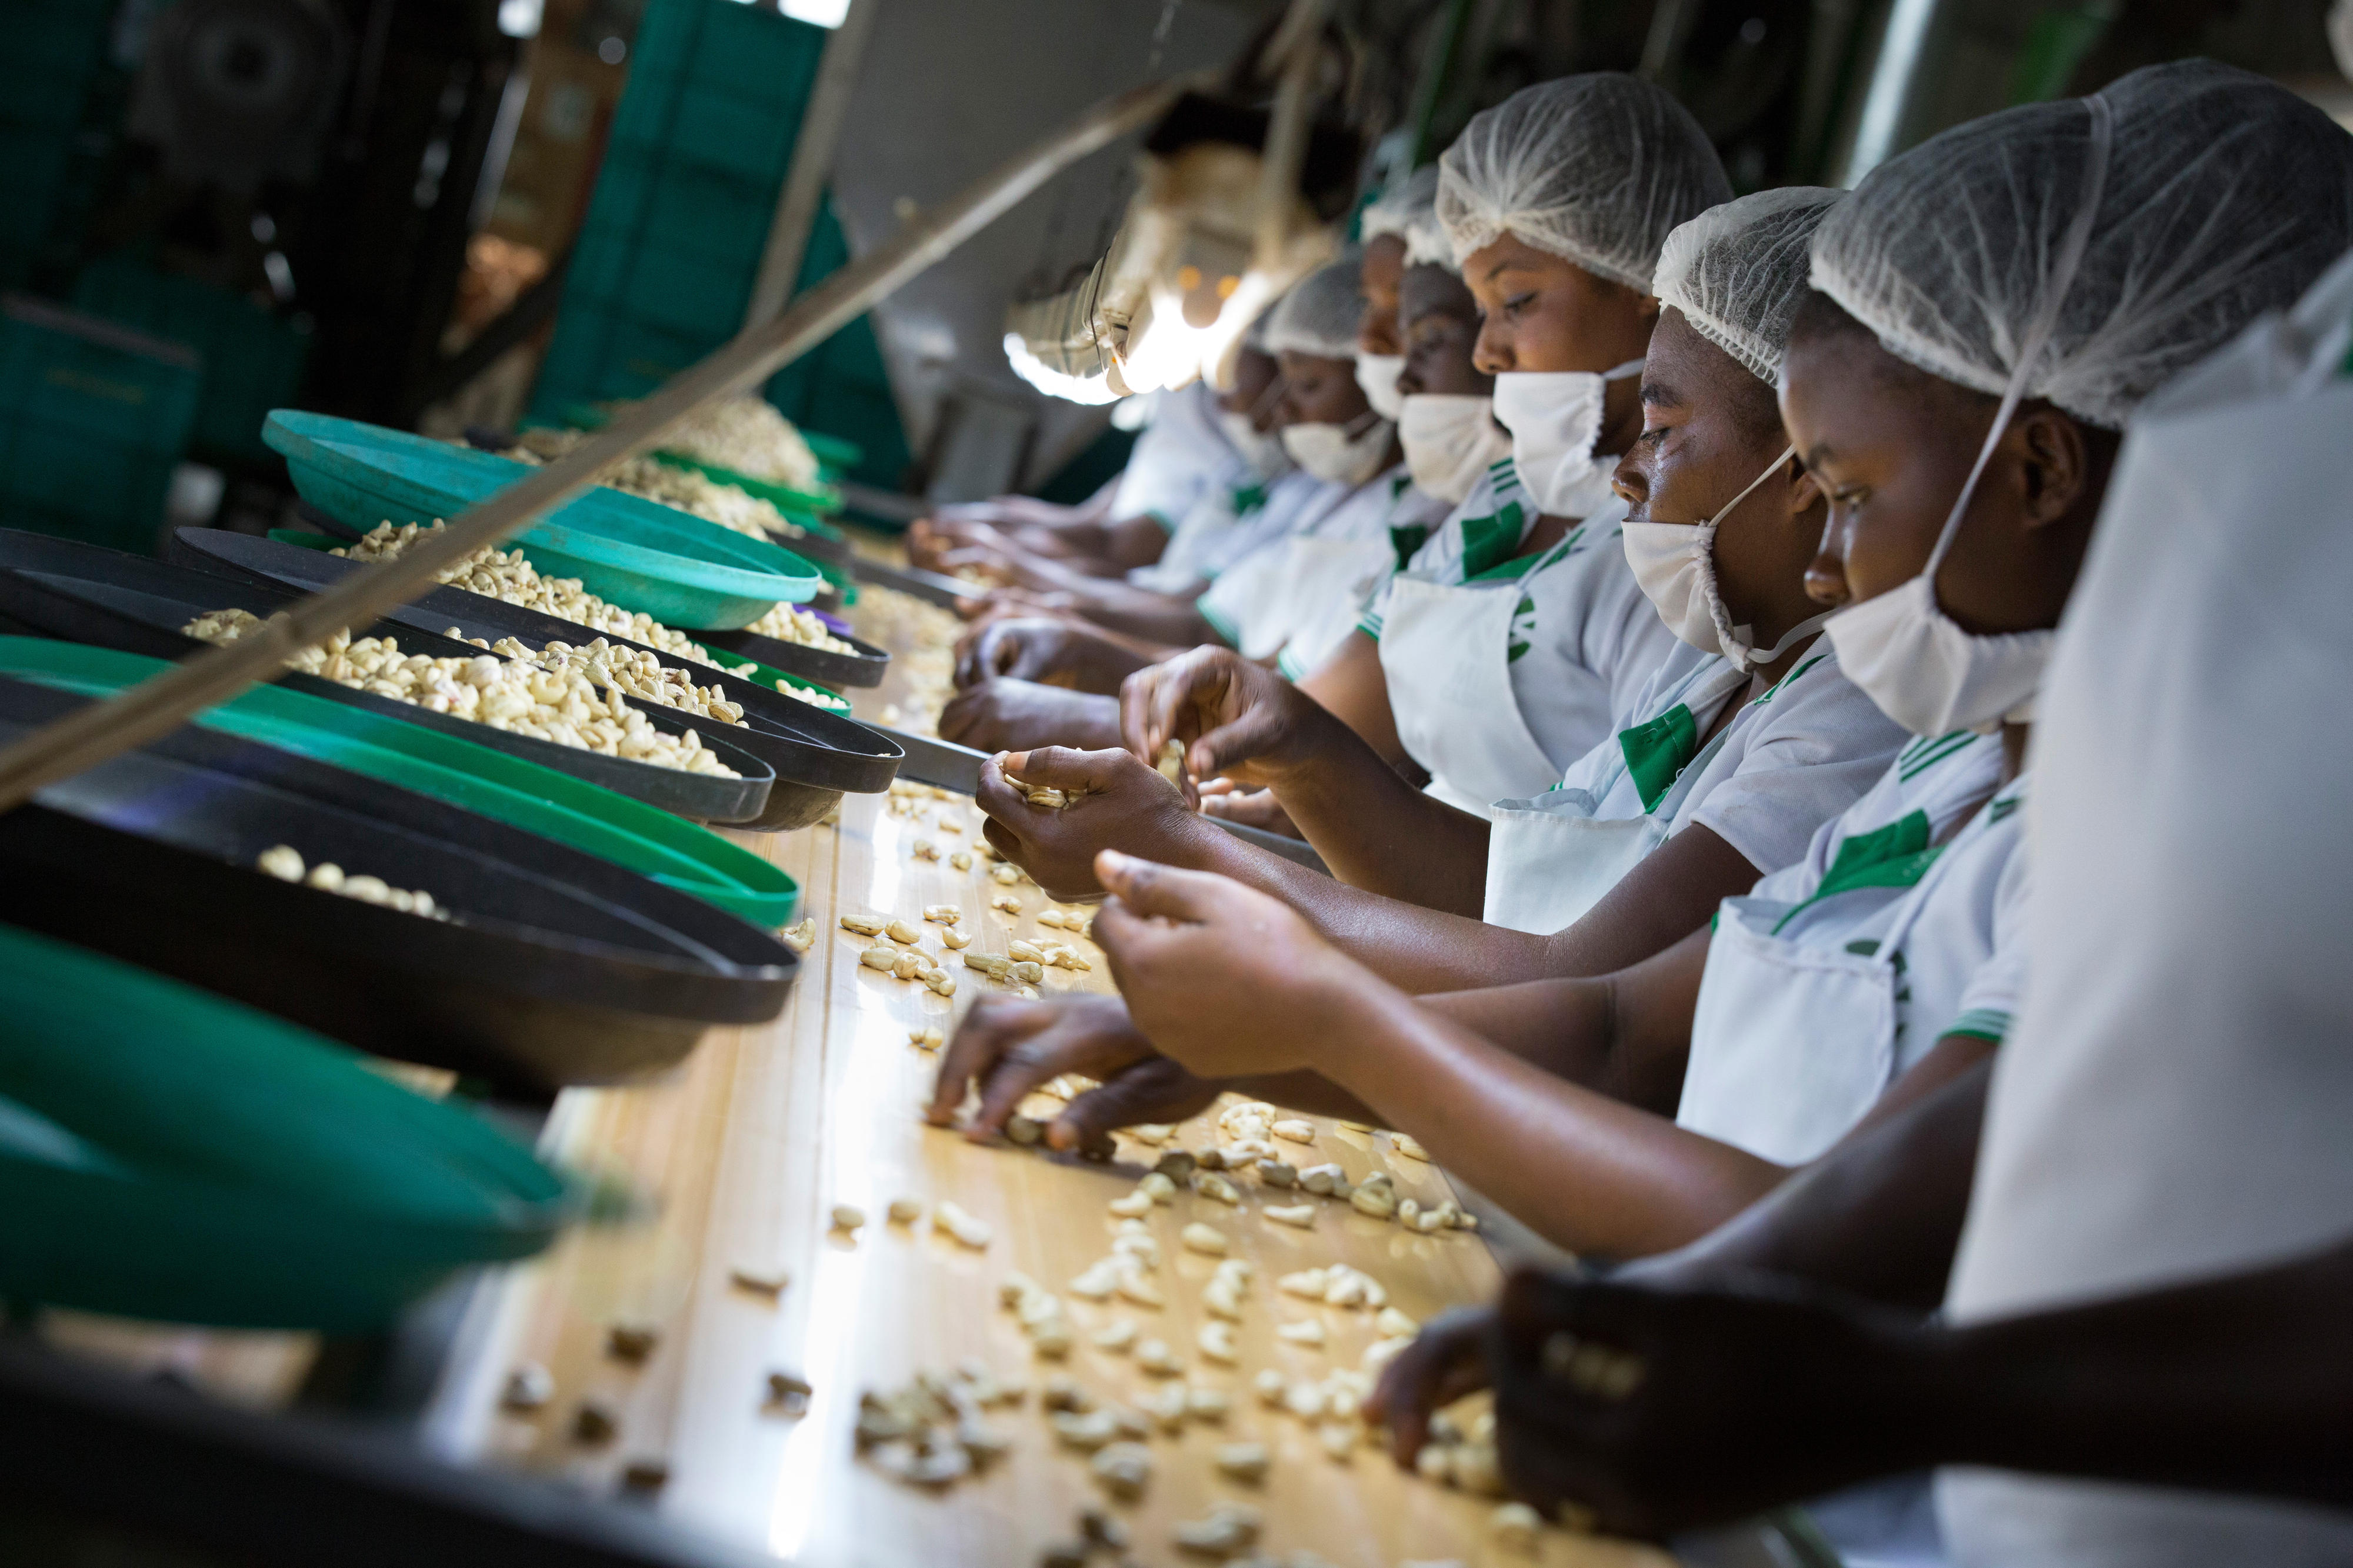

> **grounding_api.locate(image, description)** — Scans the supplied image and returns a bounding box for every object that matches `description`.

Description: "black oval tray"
[0,533,775,825]
[299,495,890,689]
[0,677,795,1092]
[168,528,902,828]
[702,622,891,690]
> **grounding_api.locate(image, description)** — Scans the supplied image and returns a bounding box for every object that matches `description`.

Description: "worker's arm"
[1083,850,1788,1257]
[1291,630,1407,765]
[975,746,1766,989]
[1478,1219,2353,1539]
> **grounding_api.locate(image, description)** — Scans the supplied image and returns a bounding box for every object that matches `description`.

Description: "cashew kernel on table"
[181,611,742,778]
[252,844,449,919]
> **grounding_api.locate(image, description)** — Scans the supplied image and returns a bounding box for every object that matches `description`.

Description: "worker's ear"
[2012,406,2094,531]
[1781,455,1824,520]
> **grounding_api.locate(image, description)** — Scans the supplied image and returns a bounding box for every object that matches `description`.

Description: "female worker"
[968,188,1905,999]
[937,65,2353,1268]
[1291,75,1728,820]
[1370,62,2353,1568]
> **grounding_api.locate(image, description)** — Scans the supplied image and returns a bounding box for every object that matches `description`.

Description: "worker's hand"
[1195,779,1304,838]
[925,992,1156,1149]
[1120,645,1346,793]
[975,748,1213,899]
[940,680,1121,754]
[955,618,1149,695]
[1090,849,1363,1079]
[1366,1306,1496,1467]
[908,516,999,572]
[955,585,1080,625]
[1056,1055,1225,1159]
[1483,1265,1922,1538]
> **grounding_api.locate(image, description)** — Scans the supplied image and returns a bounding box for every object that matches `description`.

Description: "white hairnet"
[1437,74,1732,288]
[1810,59,2353,429]
[1655,188,1844,384]
[1359,164,1440,245]
[1260,255,1367,360]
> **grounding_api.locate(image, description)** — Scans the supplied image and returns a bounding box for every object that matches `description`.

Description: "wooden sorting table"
[411,589,1674,1568]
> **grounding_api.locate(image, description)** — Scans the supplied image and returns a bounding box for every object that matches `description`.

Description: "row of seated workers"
[911,58,2353,1567]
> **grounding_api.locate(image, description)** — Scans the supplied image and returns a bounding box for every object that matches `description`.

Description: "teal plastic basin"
[262,410,822,628]
[0,925,571,1330]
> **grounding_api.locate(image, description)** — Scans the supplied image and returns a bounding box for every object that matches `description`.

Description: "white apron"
[1678,807,1979,1165]
[1271,533,1401,678]
[1379,573,1559,818]
[1196,542,1294,660]
[1480,656,1745,933]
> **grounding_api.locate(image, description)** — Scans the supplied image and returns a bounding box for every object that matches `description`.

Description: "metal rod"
[0,72,1195,817]
[742,0,886,331]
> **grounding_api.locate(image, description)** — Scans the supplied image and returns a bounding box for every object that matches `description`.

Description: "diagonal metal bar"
[0,73,1195,817]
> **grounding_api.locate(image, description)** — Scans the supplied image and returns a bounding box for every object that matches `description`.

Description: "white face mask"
[1217,408,1291,481]
[1397,395,1511,503]
[1490,361,1644,516]
[1824,95,2113,736]
[1281,415,1394,486]
[1355,353,1405,420]
[1622,446,1831,670]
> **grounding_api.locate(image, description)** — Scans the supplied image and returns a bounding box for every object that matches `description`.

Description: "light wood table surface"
[418,587,1675,1568]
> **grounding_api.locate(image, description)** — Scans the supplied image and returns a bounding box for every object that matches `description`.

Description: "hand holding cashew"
[1088,850,1362,1080]
[974,749,1211,900]
[1119,645,1349,799]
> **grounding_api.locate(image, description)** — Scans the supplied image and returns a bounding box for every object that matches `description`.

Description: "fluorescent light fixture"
[1002,332,1124,405]
[780,0,849,26]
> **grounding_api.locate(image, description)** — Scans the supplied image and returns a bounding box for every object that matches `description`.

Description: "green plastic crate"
[529,0,906,488]
[0,295,200,552]
[69,257,313,469]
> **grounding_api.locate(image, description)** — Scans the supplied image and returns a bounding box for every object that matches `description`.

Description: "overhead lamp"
[1002,0,1361,403]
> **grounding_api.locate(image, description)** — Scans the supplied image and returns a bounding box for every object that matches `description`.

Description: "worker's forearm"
[1314,983,1788,1257]
[1073,586,1222,648]
[1185,829,1558,992]
[1102,513,1172,571]
[1540,825,1763,978]
[1294,632,1405,765]
[1264,731,1491,913]
[1912,1236,2353,1508]
[1635,1059,1990,1310]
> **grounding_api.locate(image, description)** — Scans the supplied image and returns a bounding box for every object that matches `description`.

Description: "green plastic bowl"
[559,401,848,518]
[262,411,822,628]
[0,925,571,1330]
[0,638,799,928]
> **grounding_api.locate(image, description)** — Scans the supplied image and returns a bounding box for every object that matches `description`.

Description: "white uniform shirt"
[1675,733,2021,1145]
[1195,470,1397,661]
[1127,466,1315,596]
[1277,475,1452,679]
[1549,640,1912,879]
[1937,317,2353,1566]
[1361,456,1682,772]
[1108,381,1242,529]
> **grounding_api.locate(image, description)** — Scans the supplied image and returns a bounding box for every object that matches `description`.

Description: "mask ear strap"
[1708,445,1798,528]
[1922,94,2115,585]
[1603,358,1647,382]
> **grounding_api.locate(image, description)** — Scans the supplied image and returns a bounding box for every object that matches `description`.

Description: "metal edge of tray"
[844,555,972,609]
[865,724,1332,875]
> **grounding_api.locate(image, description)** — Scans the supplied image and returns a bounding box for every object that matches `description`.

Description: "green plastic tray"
[262,410,822,628]
[0,638,798,927]
[0,925,571,1330]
